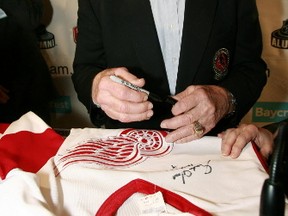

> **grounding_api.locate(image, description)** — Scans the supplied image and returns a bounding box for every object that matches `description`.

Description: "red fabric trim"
[251,141,269,173]
[96,178,212,216]
[0,123,10,133]
[0,128,64,179]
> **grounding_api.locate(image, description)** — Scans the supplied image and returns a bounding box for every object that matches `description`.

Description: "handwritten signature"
[172,160,212,184]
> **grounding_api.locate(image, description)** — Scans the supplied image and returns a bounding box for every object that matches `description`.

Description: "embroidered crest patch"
[213,48,230,80]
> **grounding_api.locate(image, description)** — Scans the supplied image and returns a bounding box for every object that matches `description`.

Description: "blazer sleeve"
[218,0,267,120]
[72,0,108,126]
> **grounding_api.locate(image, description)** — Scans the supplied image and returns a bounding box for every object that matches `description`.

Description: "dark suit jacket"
[72,0,267,134]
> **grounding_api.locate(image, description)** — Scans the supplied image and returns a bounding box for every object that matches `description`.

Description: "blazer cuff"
[89,100,107,128]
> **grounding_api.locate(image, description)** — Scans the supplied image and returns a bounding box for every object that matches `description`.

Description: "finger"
[99,77,148,104]
[220,129,239,157]
[160,112,196,130]
[172,91,198,116]
[259,144,273,159]
[164,124,202,143]
[174,85,197,100]
[113,67,145,88]
[217,131,226,138]
[102,103,153,122]
[230,126,261,158]
[256,127,274,159]
[170,92,217,136]
[100,89,153,113]
[229,133,254,158]
[160,109,214,137]
[92,68,145,104]
[172,86,209,116]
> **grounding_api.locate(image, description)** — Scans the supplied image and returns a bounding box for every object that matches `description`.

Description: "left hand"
[218,124,274,159]
[161,85,230,143]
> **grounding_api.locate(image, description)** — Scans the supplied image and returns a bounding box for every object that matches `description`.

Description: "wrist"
[226,90,237,117]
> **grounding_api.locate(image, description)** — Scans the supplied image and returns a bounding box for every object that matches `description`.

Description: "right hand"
[161,85,230,143]
[91,67,153,123]
[0,85,10,104]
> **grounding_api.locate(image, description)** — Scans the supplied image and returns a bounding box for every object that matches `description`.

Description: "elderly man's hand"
[91,67,153,123]
[161,85,230,143]
[218,124,274,159]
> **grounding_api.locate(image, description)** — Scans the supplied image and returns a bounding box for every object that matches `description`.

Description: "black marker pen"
[110,75,177,105]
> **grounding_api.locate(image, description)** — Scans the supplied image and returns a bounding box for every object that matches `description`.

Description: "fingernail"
[147,110,153,118]
[160,122,166,128]
[148,102,153,109]
[165,136,172,143]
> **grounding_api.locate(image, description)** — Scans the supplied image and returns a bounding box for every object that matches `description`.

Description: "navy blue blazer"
[73,0,267,134]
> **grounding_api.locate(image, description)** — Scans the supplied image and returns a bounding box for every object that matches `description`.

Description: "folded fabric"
[34,128,274,215]
[0,111,64,180]
[1,125,286,215]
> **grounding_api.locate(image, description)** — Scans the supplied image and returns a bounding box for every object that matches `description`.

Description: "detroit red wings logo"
[54,129,172,175]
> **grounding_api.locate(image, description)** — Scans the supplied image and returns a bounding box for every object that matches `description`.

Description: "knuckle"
[222,141,231,148]
[118,113,130,122]
[208,122,216,130]
[179,99,189,110]
[196,87,207,97]
[177,129,187,140]
[118,103,129,113]
[232,144,242,152]
[117,88,127,99]
[184,113,194,124]
[208,105,216,114]
[187,85,195,92]
[236,134,248,144]
[113,67,122,74]
[246,124,258,132]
